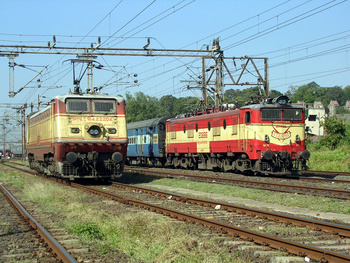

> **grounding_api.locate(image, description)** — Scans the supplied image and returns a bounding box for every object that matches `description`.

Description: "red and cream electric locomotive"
[165,95,309,174]
[27,91,127,180]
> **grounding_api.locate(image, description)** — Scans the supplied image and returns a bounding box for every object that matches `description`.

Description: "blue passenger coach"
[127,116,171,166]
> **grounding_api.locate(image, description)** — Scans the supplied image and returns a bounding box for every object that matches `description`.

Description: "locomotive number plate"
[71,117,113,122]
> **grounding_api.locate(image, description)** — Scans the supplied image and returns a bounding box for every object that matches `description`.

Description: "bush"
[319,116,347,148]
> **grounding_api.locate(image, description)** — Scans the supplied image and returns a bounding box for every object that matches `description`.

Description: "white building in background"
[305,101,325,137]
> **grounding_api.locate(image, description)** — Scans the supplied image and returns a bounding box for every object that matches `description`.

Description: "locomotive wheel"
[173,157,180,168]
[222,159,232,172]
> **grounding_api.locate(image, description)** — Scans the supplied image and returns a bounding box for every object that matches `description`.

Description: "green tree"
[320,116,347,149]
[343,85,350,101]
[269,89,283,98]
[125,92,160,123]
[290,82,323,103]
[159,95,177,117]
[321,86,345,106]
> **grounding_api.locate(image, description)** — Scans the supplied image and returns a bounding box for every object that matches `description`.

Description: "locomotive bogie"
[27,93,128,180]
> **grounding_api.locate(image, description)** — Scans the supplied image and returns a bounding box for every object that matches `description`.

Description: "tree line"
[125,82,350,123]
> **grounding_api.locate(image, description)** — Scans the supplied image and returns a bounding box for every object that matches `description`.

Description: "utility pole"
[2,118,8,156]
[214,52,224,107]
[202,57,207,107]
[20,105,26,161]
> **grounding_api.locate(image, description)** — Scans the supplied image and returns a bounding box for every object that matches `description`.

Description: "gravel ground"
[0,189,59,262]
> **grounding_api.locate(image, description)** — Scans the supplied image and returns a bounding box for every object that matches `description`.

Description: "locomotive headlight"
[88,125,101,137]
[71,128,80,134]
[264,134,269,143]
[108,128,116,134]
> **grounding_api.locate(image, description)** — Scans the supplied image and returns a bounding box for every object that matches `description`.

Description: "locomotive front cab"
[54,94,127,180]
[251,96,310,174]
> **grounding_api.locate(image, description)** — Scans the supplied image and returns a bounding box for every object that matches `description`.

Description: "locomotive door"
[158,122,166,157]
[148,127,154,158]
[241,110,251,152]
[136,129,142,156]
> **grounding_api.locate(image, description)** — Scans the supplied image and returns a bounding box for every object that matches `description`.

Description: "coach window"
[195,123,198,132]
[208,121,211,131]
[223,119,227,130]
[245,112,250,124]
[183,125,186,133]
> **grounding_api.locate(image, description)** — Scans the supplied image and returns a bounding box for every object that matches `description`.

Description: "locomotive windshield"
[261,108,302,121]
[66,99,90,113]
[93,100,116,113]
[66,99,116,113]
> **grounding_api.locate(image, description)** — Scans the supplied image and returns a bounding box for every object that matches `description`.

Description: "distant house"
[345,101,350,109]
[328,100,339,117]
[313,101,324,109]
[305,108,325,137]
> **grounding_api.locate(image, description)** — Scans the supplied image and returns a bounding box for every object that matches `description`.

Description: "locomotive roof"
[27,93,125,119]
[54,93,125,103]
[168,109,240,124]
[240,103,305,110]
[168,103,305,124]
[127,116,173,130]
[27,105,51,119]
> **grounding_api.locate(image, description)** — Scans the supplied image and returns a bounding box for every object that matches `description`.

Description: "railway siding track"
[4,162,350,262]
[0,183,77,263]
[64,181,350,263]
[126,167,350,199]
[109,181,350,238]
[81,184,350,262]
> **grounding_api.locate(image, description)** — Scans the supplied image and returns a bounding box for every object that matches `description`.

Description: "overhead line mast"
[0,37,269,106]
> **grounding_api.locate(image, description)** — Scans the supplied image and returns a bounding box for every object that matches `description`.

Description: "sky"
[0,0,349,143]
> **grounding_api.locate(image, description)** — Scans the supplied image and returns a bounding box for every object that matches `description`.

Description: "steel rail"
[126,167,350,199]
[4,162,350,262]
[64,181,350,263]
[0,183,77,263]
[6,163,350,236]
[303,170,350,177]
[110,181,350,238]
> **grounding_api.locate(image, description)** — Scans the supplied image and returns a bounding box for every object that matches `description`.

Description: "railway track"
[63,180,350,262]
[125,166,350,199]
[304,170,350,177]
[5,163,350,262]
[0,183,77,263]
[4,162,350,262]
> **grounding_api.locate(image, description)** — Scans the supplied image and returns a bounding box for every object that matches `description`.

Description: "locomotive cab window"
[261,108,280,121]
[93,100,116,113]
[245,112,251,123]
[66,99,90,113]
[283,108,302,121]
[261,108,302,121]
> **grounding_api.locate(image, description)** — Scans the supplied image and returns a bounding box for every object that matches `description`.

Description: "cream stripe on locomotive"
[167,122,305,153]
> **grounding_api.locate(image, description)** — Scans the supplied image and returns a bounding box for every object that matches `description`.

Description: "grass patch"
[307,144,350,172]
[145,178,350,215]
[0,168,246,263]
